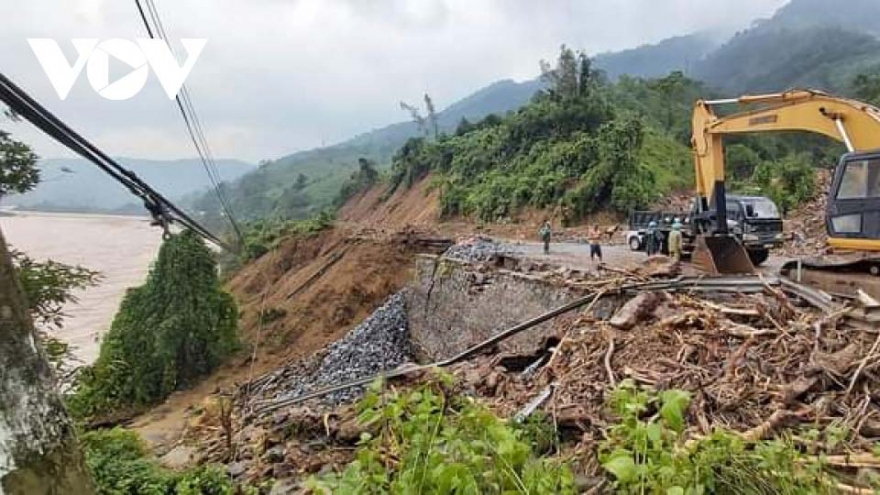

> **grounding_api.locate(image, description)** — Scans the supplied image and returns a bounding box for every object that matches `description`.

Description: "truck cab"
[628,195,783,266]
[723,195,784,265]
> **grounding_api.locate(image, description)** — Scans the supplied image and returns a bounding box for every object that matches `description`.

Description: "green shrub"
[600,381,838,494]
[751,153,817,215]
[307,378,575,494]
[240,211,334,262]
[69,230,239,419]
[81,428,242,495]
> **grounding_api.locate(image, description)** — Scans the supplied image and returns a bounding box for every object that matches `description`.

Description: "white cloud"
[1,0,789,162]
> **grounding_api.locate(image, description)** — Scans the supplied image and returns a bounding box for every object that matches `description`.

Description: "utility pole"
[0,227,93,494]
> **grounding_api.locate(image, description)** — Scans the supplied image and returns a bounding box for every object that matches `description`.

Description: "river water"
[0,211,163,363]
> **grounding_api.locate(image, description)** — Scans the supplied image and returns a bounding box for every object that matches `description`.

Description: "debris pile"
[443,236,517,263]
[243,291,412,408]
[781,169,831,256]
[450,279,880,481]
[188,248,878,491]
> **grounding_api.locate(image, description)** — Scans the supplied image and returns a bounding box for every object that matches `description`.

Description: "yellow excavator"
[691,89,880,299]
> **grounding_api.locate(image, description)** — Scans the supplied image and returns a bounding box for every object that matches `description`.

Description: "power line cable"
[0,72,235,252]
[133,0,246,248]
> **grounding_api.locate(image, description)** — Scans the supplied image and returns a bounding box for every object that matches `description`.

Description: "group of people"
[539,219,683,263]
[644,220,683,261]
[539,221,604,262]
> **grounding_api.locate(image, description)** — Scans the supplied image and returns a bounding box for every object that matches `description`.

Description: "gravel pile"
[443,237,516,263]
[265,291,412,406]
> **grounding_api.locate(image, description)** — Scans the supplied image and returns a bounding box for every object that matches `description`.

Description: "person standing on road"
[668,221,683,262]
[646,221,658,256]
[539,220,552,254]
[588,224,603,262]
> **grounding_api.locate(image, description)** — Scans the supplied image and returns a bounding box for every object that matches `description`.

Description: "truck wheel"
[629,236,641,251]
[748,249,769,266]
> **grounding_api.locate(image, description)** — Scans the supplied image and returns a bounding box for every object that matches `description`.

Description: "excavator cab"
[827,151,880,250]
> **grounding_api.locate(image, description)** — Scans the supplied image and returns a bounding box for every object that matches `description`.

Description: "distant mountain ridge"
[197,0,880,222]
[6,157,253,215]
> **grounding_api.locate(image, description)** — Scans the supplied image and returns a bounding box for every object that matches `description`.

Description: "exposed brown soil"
[132,227,425,449]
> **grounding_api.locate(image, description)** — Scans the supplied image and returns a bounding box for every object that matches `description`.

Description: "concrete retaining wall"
[405,255,585,361]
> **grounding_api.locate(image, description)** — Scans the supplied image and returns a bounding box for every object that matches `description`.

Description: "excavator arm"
[690,89,880,273]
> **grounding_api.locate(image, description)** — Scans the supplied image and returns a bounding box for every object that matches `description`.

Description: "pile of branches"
[452,284,880,479]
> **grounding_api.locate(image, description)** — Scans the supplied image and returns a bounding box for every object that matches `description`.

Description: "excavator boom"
[691,89,880,284]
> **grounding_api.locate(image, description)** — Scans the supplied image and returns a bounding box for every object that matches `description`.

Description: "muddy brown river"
[1,211,163,363]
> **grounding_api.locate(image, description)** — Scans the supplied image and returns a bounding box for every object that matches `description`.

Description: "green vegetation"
[68,230,239,420]
[385,49,699,222]
[240,210,334,261]
[0,129,40,196]
[752,153,817,215]
[10,249,99,371]
[308,376,870,495]
[307,378,574,494]
[334,157,379,207]
[853,69,880,106]
[601,381,844,494]
[82,428,244,495]
[0,129,100,372]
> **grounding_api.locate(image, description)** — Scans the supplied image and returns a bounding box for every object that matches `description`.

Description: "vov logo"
[28,38,207,101]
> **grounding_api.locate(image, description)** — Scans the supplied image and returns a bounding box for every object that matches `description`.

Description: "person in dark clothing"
[645,221,658,256]
[539,220,552,254]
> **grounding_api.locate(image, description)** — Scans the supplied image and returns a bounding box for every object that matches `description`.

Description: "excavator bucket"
[692,235,755,275]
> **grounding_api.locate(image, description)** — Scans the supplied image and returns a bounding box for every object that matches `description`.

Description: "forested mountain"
[196,0,880,228]
[767,0,880,35]
[692,27,880,93]
[191,79,546,223]
[594,34,718,80]
[5,157,252,215]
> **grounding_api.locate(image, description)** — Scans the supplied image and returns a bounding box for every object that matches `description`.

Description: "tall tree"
[0,128,94,493]
[400,101,429,137]
[424,94,439,139]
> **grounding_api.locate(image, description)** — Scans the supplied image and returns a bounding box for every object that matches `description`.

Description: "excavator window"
[836,157,880,199]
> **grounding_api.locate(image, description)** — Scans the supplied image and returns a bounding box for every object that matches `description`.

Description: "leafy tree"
[294,173,308,191]
[752,153,816,215]
[0,129,99,371]
[852,70,880,106]
[540,45,598,101]
[0,130,40,197]
[725,143,763,182]
[69,230,239,418]
[335,157,380,206]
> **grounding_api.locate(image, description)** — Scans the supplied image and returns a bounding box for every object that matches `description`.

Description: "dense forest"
[374,46,850,224]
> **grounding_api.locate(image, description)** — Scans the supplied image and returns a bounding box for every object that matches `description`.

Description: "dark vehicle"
[627,195,784,265]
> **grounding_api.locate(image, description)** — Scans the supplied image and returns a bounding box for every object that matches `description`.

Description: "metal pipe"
[834,118,855,152]
[703,98,740,105]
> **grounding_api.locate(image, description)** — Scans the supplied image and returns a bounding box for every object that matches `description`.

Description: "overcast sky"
[1,0,789,163]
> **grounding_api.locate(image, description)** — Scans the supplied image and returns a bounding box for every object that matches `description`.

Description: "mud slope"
[228,229,418,363]
[132,228,420,448]
[338,175,440,229]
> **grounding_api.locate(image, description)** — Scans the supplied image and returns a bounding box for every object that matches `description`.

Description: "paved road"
[504,239,788,276]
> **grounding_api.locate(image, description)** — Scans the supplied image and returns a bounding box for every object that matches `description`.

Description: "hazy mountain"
[691,0,880,92]
[693,26,880,93]
[196,0,880,224]
[767,0,880,35]
[594,33,718,80]
[193,78,546,222]
[6,157,253,215]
